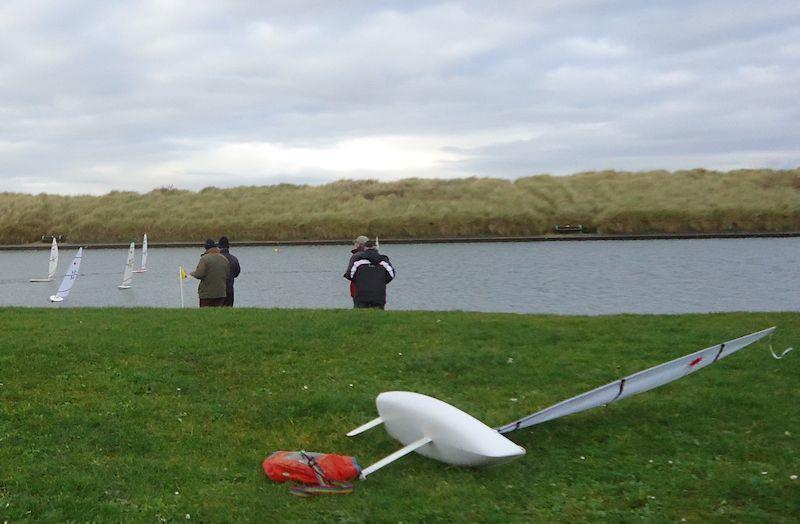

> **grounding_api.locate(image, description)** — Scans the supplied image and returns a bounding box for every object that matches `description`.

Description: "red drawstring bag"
[262,451,361,484]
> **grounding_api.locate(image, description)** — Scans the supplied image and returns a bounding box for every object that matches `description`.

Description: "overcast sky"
[1,1,799,195]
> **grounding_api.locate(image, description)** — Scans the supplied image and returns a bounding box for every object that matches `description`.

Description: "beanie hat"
[218,236,230,248]
[204,238,216,250]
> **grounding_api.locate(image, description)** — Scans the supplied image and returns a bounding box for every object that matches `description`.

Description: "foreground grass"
[0,309,798,522]
[1,169,799,244]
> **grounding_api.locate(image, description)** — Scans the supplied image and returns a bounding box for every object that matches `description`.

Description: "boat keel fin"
[346,416,383,437]
[360,436,432,479]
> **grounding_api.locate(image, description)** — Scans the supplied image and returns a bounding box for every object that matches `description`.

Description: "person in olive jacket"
[190,238,230,307]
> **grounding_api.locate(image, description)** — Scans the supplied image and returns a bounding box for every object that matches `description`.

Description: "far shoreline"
[1,231,798,250]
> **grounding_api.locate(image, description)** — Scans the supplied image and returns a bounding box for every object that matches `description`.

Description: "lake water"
[0,238,797,314]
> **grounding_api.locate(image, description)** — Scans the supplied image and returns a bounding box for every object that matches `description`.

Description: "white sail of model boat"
[118,241,135,289]
[49,248,83,302]
[30,237,59,282]
[133,233,148,273]
[496,326,777,433]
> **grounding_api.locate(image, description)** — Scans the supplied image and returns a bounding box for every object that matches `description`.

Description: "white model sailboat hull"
[351,391,525,477]
[377,391,525,467]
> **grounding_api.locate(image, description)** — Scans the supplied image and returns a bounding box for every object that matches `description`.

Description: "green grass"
[1,168,799,244]
[0,309,798,522]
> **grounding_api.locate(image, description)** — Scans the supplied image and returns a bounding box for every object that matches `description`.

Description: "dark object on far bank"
[344,241,395,309]
[218,236,241,307]
[41,235,66,243]
[554,224,583,233]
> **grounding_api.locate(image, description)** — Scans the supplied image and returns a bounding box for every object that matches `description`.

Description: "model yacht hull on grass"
[349,392,525,478]
[349,326,777,478]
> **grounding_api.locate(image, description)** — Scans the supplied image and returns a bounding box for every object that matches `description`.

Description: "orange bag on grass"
[262,451,361,484]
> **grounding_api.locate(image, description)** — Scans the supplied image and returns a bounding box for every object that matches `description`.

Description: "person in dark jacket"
[344,240,395,309]
[347,235,369,305]
[218,236,241,307]
[190,238,230,307]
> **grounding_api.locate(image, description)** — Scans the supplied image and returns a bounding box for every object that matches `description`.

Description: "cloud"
[559,37,630,58]
[0,1,798,194]
[153,136,466,179]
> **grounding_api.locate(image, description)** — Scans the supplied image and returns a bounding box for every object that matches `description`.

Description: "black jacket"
[344,249,395,305]
[220,248,241,294]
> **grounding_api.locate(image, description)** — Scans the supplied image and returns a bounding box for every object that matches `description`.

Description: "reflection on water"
[1,238,798,314]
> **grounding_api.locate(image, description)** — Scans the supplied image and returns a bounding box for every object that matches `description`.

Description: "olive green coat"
[190,247,230,299]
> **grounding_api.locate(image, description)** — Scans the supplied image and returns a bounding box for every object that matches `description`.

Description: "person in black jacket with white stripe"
[218,236,241,307]
[344,240,395,309]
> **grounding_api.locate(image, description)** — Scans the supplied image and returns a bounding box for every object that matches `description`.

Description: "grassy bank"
[1,169,798,244]
[1,308,797,522]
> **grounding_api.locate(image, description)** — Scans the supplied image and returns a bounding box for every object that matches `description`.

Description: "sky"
[1,1,799,195]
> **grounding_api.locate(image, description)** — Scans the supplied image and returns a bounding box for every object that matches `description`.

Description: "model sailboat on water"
[348,326,777,478]
[49,248,83,302]
[118,241,135,289]
[133,233,148,273]
[30,237,59,282]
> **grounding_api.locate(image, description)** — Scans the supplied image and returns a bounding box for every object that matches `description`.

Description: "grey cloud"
[0,1,798,194]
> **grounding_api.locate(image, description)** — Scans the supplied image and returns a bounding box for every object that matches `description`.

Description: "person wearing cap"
[344,239,395,309]
[190,238,230,307]
[218,236,241,307]
[346,235,369,306]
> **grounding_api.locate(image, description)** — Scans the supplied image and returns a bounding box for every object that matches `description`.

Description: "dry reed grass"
[0,169,797,244]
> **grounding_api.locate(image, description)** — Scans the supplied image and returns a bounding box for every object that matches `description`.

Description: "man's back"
[354,264,388,305]
[347,248,395,307]
[194,249,230,299]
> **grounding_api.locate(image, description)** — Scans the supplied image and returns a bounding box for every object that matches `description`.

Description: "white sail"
[133,233,148,273]
[118,241,135,289]
[47,237,59,279]
[49,248,83,302]
[497,326,776,434]
[30,237,59,282]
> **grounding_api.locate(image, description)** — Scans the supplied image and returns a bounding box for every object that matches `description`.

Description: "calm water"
[0,238,797,314]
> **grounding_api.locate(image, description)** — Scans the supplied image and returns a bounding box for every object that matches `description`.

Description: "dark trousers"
[199,297,226,307]
[223,291,234,307]
[354,301,385,309]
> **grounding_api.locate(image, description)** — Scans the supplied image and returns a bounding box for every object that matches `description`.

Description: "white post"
[179,266,185,308]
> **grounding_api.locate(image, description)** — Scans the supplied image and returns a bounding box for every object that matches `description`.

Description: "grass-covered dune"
[1,168,799,244]
[1,308,797,522]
